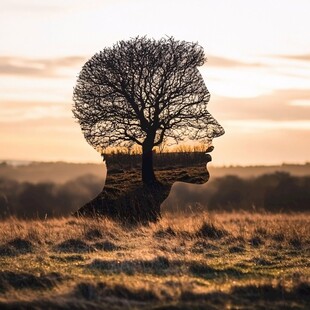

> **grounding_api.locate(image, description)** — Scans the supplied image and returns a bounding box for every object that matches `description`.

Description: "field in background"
[1,161,309,183]
[0,212,309,309]
[1,162,309,218]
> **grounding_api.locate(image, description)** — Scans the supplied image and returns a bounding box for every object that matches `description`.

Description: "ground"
[0,212,309,309]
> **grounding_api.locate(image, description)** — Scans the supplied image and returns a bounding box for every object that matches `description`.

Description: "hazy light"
[1,0,310,164]
[224,120,310,131]
[0,106,68,122]
[290,100,310,107]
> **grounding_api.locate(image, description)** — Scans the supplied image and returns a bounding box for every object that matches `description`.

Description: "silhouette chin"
[206,154,212,163]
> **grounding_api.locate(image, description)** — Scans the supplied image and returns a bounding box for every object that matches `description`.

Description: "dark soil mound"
[0,271,63,293]
[93,241,121,252]
[55,239,95,253]
[0,238,34,256]
[0,245,18,257]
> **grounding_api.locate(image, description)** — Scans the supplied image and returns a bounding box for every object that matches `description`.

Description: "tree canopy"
[73,36,224,153]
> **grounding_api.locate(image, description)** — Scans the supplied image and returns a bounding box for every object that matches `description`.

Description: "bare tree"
[73,36,224,184]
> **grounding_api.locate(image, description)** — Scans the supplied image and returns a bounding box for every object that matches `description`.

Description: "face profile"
[100,68,224,187]
[73,37,224,223]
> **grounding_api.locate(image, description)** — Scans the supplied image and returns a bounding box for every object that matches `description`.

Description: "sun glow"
[0,0,309,165]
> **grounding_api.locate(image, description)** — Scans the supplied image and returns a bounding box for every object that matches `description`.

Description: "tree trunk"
[142,147,157,184]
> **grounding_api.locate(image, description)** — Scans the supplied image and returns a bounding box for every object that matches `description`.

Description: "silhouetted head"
[74,37,226,222]
[74,36,224,186]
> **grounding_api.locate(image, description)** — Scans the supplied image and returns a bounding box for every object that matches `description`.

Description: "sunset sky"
[1,0,309,166]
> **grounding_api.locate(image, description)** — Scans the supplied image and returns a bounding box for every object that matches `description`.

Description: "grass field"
[0,212,309,309]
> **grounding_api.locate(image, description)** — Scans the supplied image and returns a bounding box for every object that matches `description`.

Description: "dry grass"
[0,212,309,309]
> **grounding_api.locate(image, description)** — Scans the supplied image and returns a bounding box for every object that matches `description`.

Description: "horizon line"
[1,158,309,168]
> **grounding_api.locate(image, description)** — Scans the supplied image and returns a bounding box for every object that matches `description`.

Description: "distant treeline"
[1,161,309,184]
[0,172,309,219]
[166,172,310,213]
[0,175,103,219]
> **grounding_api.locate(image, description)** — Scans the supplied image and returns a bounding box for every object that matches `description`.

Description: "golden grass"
[0,212,309,309]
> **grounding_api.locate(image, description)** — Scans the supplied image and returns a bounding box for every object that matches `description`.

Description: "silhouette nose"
[206,113,225,140]
[215,121,225,138]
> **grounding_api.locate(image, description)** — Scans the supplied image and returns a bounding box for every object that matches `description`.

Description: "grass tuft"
[196,220,227,239]
[84,228,103,240]
[229,244,245,253]
[0,238,34,256]
[154,226,177,238]
[249,236,264,247]
[55,238,95,253]
[93,240,121,251]
[73,281,160,302]
[0,271,64,293]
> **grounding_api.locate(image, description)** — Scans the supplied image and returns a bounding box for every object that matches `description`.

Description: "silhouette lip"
[205,145,214,153]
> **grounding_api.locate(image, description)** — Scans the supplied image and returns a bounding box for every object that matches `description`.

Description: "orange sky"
[0,0,310,165]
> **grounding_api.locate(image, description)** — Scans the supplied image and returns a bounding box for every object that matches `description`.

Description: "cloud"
[0,105,69,123]
[0,116,76,134]
[0,54,262,78]
[0,100,67,109]
[0,56,86,77]
[223,120,310,131]
[205,55,263,68]
[277,54,310,62]
[211,89,310,122]
[0,99,72,123]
